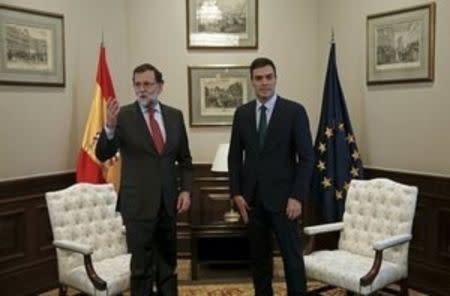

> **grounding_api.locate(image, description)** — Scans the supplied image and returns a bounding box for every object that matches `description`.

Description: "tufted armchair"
[304,178,418,295]
[46,183,130,295]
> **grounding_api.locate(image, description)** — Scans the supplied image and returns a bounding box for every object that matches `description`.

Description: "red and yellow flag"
[75,44,121,191]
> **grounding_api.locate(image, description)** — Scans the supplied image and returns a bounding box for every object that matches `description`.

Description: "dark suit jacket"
[228,96,314,212]
[96,101,193,220]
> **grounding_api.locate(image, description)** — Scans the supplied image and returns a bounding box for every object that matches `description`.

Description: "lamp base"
[224,208,240,223]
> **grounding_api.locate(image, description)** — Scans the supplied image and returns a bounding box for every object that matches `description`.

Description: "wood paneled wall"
[0,173,74,295]
[0,166,449,295]
[365,169,450,296]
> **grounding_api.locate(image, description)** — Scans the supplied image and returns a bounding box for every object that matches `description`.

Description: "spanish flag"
[75,44,121,191]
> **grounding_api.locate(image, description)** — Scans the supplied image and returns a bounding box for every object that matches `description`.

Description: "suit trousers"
[248,196,307,296]
[124,204,178,296]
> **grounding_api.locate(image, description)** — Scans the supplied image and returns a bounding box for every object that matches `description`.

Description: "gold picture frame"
[0,4,65,87]
[366,3,435,85]
[188,65,253,126]
[186,0,258,49]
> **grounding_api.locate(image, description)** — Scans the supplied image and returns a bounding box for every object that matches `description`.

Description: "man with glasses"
[96,63,193,296]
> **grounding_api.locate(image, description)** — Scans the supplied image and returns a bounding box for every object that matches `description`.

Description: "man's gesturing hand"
[106,98,120,129]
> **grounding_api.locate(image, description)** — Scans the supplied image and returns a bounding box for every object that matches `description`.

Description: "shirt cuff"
[104,125,115,140]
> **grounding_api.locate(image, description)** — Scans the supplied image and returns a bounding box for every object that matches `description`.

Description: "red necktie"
[148,107,165,154]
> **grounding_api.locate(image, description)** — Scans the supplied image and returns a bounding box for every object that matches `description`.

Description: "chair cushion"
[305,250,404,295]
[62,253,131,295]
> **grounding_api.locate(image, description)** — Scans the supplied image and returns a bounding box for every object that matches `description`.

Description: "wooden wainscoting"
[190,164,230,226]
[0,173,74,296]
[0,165,229,295]
[365,168,450,296]
[0,166,449,295]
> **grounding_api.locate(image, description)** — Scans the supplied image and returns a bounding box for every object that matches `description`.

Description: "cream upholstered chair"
[304,178,418,295]
[46,183,130,295]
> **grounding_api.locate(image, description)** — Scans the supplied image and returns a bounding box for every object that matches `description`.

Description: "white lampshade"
[211,143,229,172]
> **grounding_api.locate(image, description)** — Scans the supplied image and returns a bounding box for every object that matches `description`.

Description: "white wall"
[0,0,320,180]
[1,0,449,180]
[0,0,130,180]
[126,0,320,164]
[318,0,450,176]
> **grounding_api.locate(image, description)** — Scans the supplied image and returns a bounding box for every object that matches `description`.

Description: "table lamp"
[211,143,240,223]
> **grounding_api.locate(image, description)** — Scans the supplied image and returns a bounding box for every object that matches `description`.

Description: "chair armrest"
[84,254,107,290]
[373,234,412,251]
[303,222,343,255]
[53,240,93,255]
[360,234,411,286]
[53,240,106,291]
[304,222,344,236]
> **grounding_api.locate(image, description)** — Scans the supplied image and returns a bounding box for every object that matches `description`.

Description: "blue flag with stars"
[311,42,363,223]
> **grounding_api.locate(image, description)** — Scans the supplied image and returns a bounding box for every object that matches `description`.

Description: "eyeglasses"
[134,81,157,88]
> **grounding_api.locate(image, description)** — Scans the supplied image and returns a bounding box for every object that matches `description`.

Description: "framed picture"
[0,4,65,86]
[366,3,435,85]
[186,0,258,49]
[188,65,253,126]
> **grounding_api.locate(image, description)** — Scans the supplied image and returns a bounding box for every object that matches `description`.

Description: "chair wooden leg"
[400,278,409,296]
[58,284,67,296]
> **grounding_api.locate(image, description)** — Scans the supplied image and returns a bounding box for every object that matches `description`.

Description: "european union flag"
[311,42,363,223]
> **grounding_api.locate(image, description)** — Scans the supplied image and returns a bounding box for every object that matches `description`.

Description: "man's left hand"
[286,198,302,220]
[177,191,191,214]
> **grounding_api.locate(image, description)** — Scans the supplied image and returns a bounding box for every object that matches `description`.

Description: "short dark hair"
[250,57,277,79]
[132,63,164,84]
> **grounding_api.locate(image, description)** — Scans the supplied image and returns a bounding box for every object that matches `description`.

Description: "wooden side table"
[190,222,249,280]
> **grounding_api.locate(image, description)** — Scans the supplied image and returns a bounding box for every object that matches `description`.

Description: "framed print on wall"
[188,65,253,126]
[366,2,435,85]
[0,4,65,86]
[186,0,258,49]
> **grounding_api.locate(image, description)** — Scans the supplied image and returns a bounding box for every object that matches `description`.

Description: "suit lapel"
[160,103,173,155]
[247,100,258,148]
